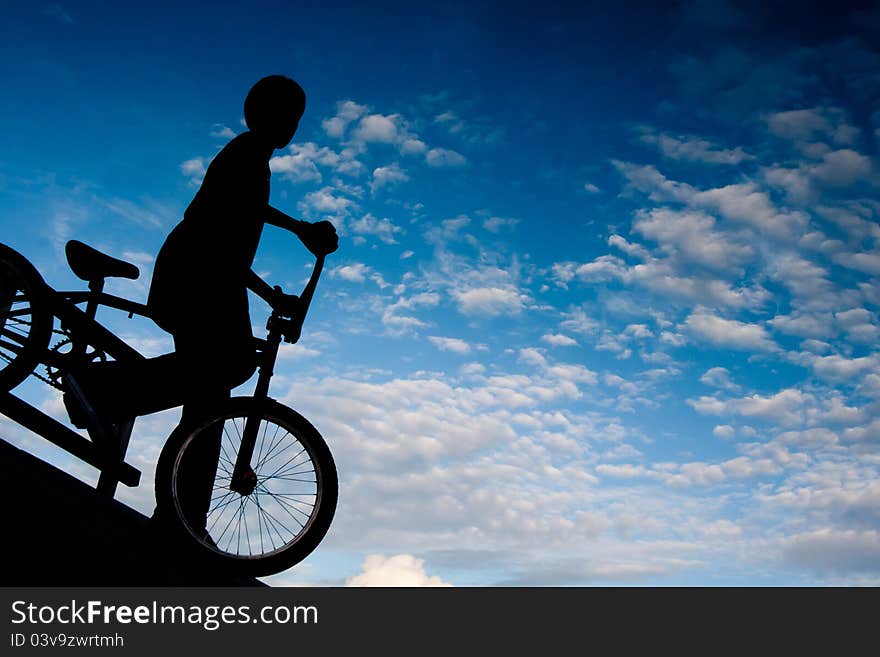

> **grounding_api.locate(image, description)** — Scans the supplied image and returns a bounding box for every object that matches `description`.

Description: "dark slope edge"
[0,438,265,586]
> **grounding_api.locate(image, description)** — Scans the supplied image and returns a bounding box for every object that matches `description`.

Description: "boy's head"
[244,75,306,149]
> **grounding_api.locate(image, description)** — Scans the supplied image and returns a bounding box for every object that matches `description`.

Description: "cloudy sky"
[1,0,879,585]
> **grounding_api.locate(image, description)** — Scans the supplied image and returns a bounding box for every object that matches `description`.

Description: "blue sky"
[2,0,880,585]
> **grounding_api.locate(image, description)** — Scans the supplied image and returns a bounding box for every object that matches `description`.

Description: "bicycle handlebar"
[299,253,325,318]
[270,253,326,344]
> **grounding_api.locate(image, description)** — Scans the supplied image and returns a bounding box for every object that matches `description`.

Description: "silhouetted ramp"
[0,438,265,586]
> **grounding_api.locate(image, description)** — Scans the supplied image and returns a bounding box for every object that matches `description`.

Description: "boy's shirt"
[148,132,269,334]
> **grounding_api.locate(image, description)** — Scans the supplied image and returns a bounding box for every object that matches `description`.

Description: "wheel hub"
[230,467,258,495]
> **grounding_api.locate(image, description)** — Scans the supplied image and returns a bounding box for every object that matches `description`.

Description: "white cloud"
[428,336,472,354]
[842,418,880,443]
[688,388,812,426]
[766,107,858,146]
[277,343,321,360]
[399,138,427,155]
[810,149,872,187]
[780,529,880,575]
[713,425,736,439]
[482,216,519,233]
[352,113,400,143]
[453,287,525,317]
[584,183,601,193]
[614,160,808,240]
[332,262,371,283]
[370,162,409,193]
[683,310,778,351]
[807,353,880,383]
[766,252,836,308]
[835,308,879,344]
[270,142,345,183]
[608,234,650,260]
[425,148,467,167]
[700,367,740,391]
[633,208,753,272]
[541,333,578,347]
[816,204,880,243]
[382,292,441,331]
[346,554,452,587]
[624,324,652,339]
[210,124,237,139]
[298,186,357,218]
[559,308,599,335]
[832,251,880,276]
[555,255,771,310]
[768,313,835,339]
[322,100,369,138]
[349,213,402,244]
[639,128,754,165]
[180,157,206,184]
[693,183,808,240]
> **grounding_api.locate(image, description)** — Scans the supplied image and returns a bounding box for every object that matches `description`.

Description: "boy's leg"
[177,393,227,537]
[171,325,256,537]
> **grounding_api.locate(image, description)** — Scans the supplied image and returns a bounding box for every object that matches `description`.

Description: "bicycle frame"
[1,247,326,500]
[47,289,148,367]
[230,254,325,493]
[0,279,150,495]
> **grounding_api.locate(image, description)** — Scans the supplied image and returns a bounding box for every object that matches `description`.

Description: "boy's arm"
[246,270,276,305]
[247,270,300,315]
[266,206,338,256]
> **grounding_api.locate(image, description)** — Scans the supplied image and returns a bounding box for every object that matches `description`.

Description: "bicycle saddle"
[65,240,140,282]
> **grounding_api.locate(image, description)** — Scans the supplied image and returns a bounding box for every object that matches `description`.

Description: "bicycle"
[0,239,337,576]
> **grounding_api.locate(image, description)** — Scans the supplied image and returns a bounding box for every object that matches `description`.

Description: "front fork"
[229,320,282,495]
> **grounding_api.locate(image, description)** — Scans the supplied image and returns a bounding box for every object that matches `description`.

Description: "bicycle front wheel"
[155,397,338,576]
[0,244,52,392]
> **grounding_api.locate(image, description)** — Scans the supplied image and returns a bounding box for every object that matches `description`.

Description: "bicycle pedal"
[62,381,90,429]
[62,374,116,446]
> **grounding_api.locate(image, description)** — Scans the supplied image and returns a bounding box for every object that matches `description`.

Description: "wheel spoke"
[256,503,300,542]
[255,422,283,470]
[2,307,33,319]
[259,485,312,523]
[257,500,288,548]
[268,462,315,478]
[0,327,29,344]
[254,491,267,554]
[207,490,241,519]
[0,339,23,355]
[254,418,270,472]
[219,427,237,472]
[206,494,236,535]
[219,496,245,552]
[234,497,245,555]
[241,496,252,556]
[268,496,314,522]
[255,427,292,471]
[263,447,307,481]
[263,475,316,484]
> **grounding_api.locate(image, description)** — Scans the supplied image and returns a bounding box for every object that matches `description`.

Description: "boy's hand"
[271,286,301,317]
[300,220,339,257]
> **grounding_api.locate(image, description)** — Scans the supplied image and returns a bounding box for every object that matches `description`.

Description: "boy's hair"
[244,75,306,135]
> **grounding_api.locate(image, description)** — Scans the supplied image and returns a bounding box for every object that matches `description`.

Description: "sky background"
[1,0,879,585]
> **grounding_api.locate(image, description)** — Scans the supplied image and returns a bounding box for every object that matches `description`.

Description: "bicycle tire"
[0,243,53,392]
[155,397,338,576]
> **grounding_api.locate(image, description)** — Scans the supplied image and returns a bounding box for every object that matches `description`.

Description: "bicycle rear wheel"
[155,397,338,576]
[0,244,53,392]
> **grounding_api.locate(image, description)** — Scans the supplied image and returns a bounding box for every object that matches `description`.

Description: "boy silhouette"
[70,75,337,533]
[149,75,338,532]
